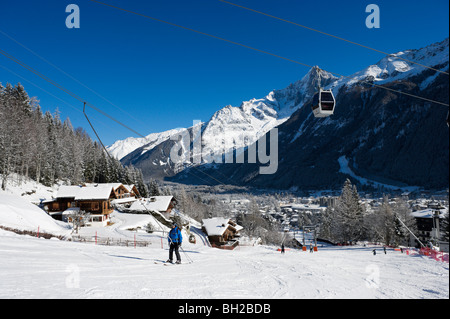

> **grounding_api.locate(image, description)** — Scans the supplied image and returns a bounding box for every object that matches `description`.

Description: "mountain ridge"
[113,37,449,191]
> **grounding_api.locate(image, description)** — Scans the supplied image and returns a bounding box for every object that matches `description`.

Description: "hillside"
[0,191,70,236]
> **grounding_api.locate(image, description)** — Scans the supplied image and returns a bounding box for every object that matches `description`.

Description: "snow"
[338,156,421,192]
[0,225,448,299]
[0,177,448,299]
[107,38,449,170]
[0,192,70,235]
[0,191,448,299]
[411,208,448,219]
[107,128,186,160]
[56,185,82,198]
[0,173,58,204]
[201,217,238,236]
[129,196,174,212]
[75,185,114,201]
[334,38,448,89]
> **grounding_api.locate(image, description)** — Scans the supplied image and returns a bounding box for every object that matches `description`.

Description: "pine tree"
[148,179,160,196]
[378,196,395,246]
[333,179,365,243]
[0,82,150,192]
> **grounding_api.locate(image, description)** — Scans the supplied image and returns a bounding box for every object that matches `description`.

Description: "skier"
[281,243,285,254]
[167,223,183,264]
[383,246,387,254]
[372,249,376,255]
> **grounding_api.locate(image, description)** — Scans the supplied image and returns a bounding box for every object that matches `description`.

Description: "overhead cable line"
[218,0,449,76]
[0,48,147,137]
[0,47,231,187]
[0,64,83,115]
[0,29,148,127]
[89,0,449,107]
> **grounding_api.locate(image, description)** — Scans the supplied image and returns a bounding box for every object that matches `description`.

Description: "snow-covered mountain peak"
[334,38,449,89]
[115,38,448,177]
[198,67,336,158]
[107,127,186,160]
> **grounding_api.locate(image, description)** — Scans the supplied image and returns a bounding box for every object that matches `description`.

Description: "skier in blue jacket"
[167,223,183,264]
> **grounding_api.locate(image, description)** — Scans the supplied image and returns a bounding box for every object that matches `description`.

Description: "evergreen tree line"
[0,82,148,196]
[320,179,419,246]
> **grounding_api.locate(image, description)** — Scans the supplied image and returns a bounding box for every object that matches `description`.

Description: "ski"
[154,260,181,265]
[154,260,171,265]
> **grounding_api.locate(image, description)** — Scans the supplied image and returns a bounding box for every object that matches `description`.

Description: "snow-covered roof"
[202,218,242,236]
[411,208,448,219]
[62,207,80,215]
[75,186,114,201]
[56,185,83,199]
[129,196,174,212]
[111,197,137,205]
[56,184,127,201]
[123,184,136,192]
[85,183,123,191]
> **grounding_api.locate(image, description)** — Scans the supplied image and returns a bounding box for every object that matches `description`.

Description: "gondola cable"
[0,29,147,127]
[218,0,450,76]
[89,0,449,108]
[0,48,147,138]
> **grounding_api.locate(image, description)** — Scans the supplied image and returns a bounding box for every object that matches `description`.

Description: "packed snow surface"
[0,192,70,235]
[0,188,448,299]
[0,228,448,299]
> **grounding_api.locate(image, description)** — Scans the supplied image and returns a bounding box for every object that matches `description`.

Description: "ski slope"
[0,227,448,299]
[0,191,448,299]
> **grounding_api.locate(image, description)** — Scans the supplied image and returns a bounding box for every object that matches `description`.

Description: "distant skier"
[281,243,285,254]
[383,247,387,254]
[167,223,183,264]
[372,249,376,255]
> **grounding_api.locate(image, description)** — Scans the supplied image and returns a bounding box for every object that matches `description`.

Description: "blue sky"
[0,0,448,145]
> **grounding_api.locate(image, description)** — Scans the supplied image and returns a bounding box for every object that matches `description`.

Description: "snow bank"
[0,192,70,235]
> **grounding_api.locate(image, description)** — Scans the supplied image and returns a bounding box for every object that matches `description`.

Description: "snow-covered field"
[1,226,448,298]
[0,189,448,299]
[1,229,448,299]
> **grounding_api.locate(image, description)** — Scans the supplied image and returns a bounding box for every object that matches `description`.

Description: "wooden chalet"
[124,184,140,198]
[45,185,82,213]
[85,183,131,200]
[75,186,115,215]
[202,218,243,250]
[45,183,140,227]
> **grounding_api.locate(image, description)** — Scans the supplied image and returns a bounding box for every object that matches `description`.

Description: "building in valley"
[202,217,243,250]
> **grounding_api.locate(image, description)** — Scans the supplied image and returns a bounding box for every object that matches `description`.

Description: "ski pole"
[179,245,194,264]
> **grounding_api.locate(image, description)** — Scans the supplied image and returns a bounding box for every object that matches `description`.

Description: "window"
[320,92,334,102]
